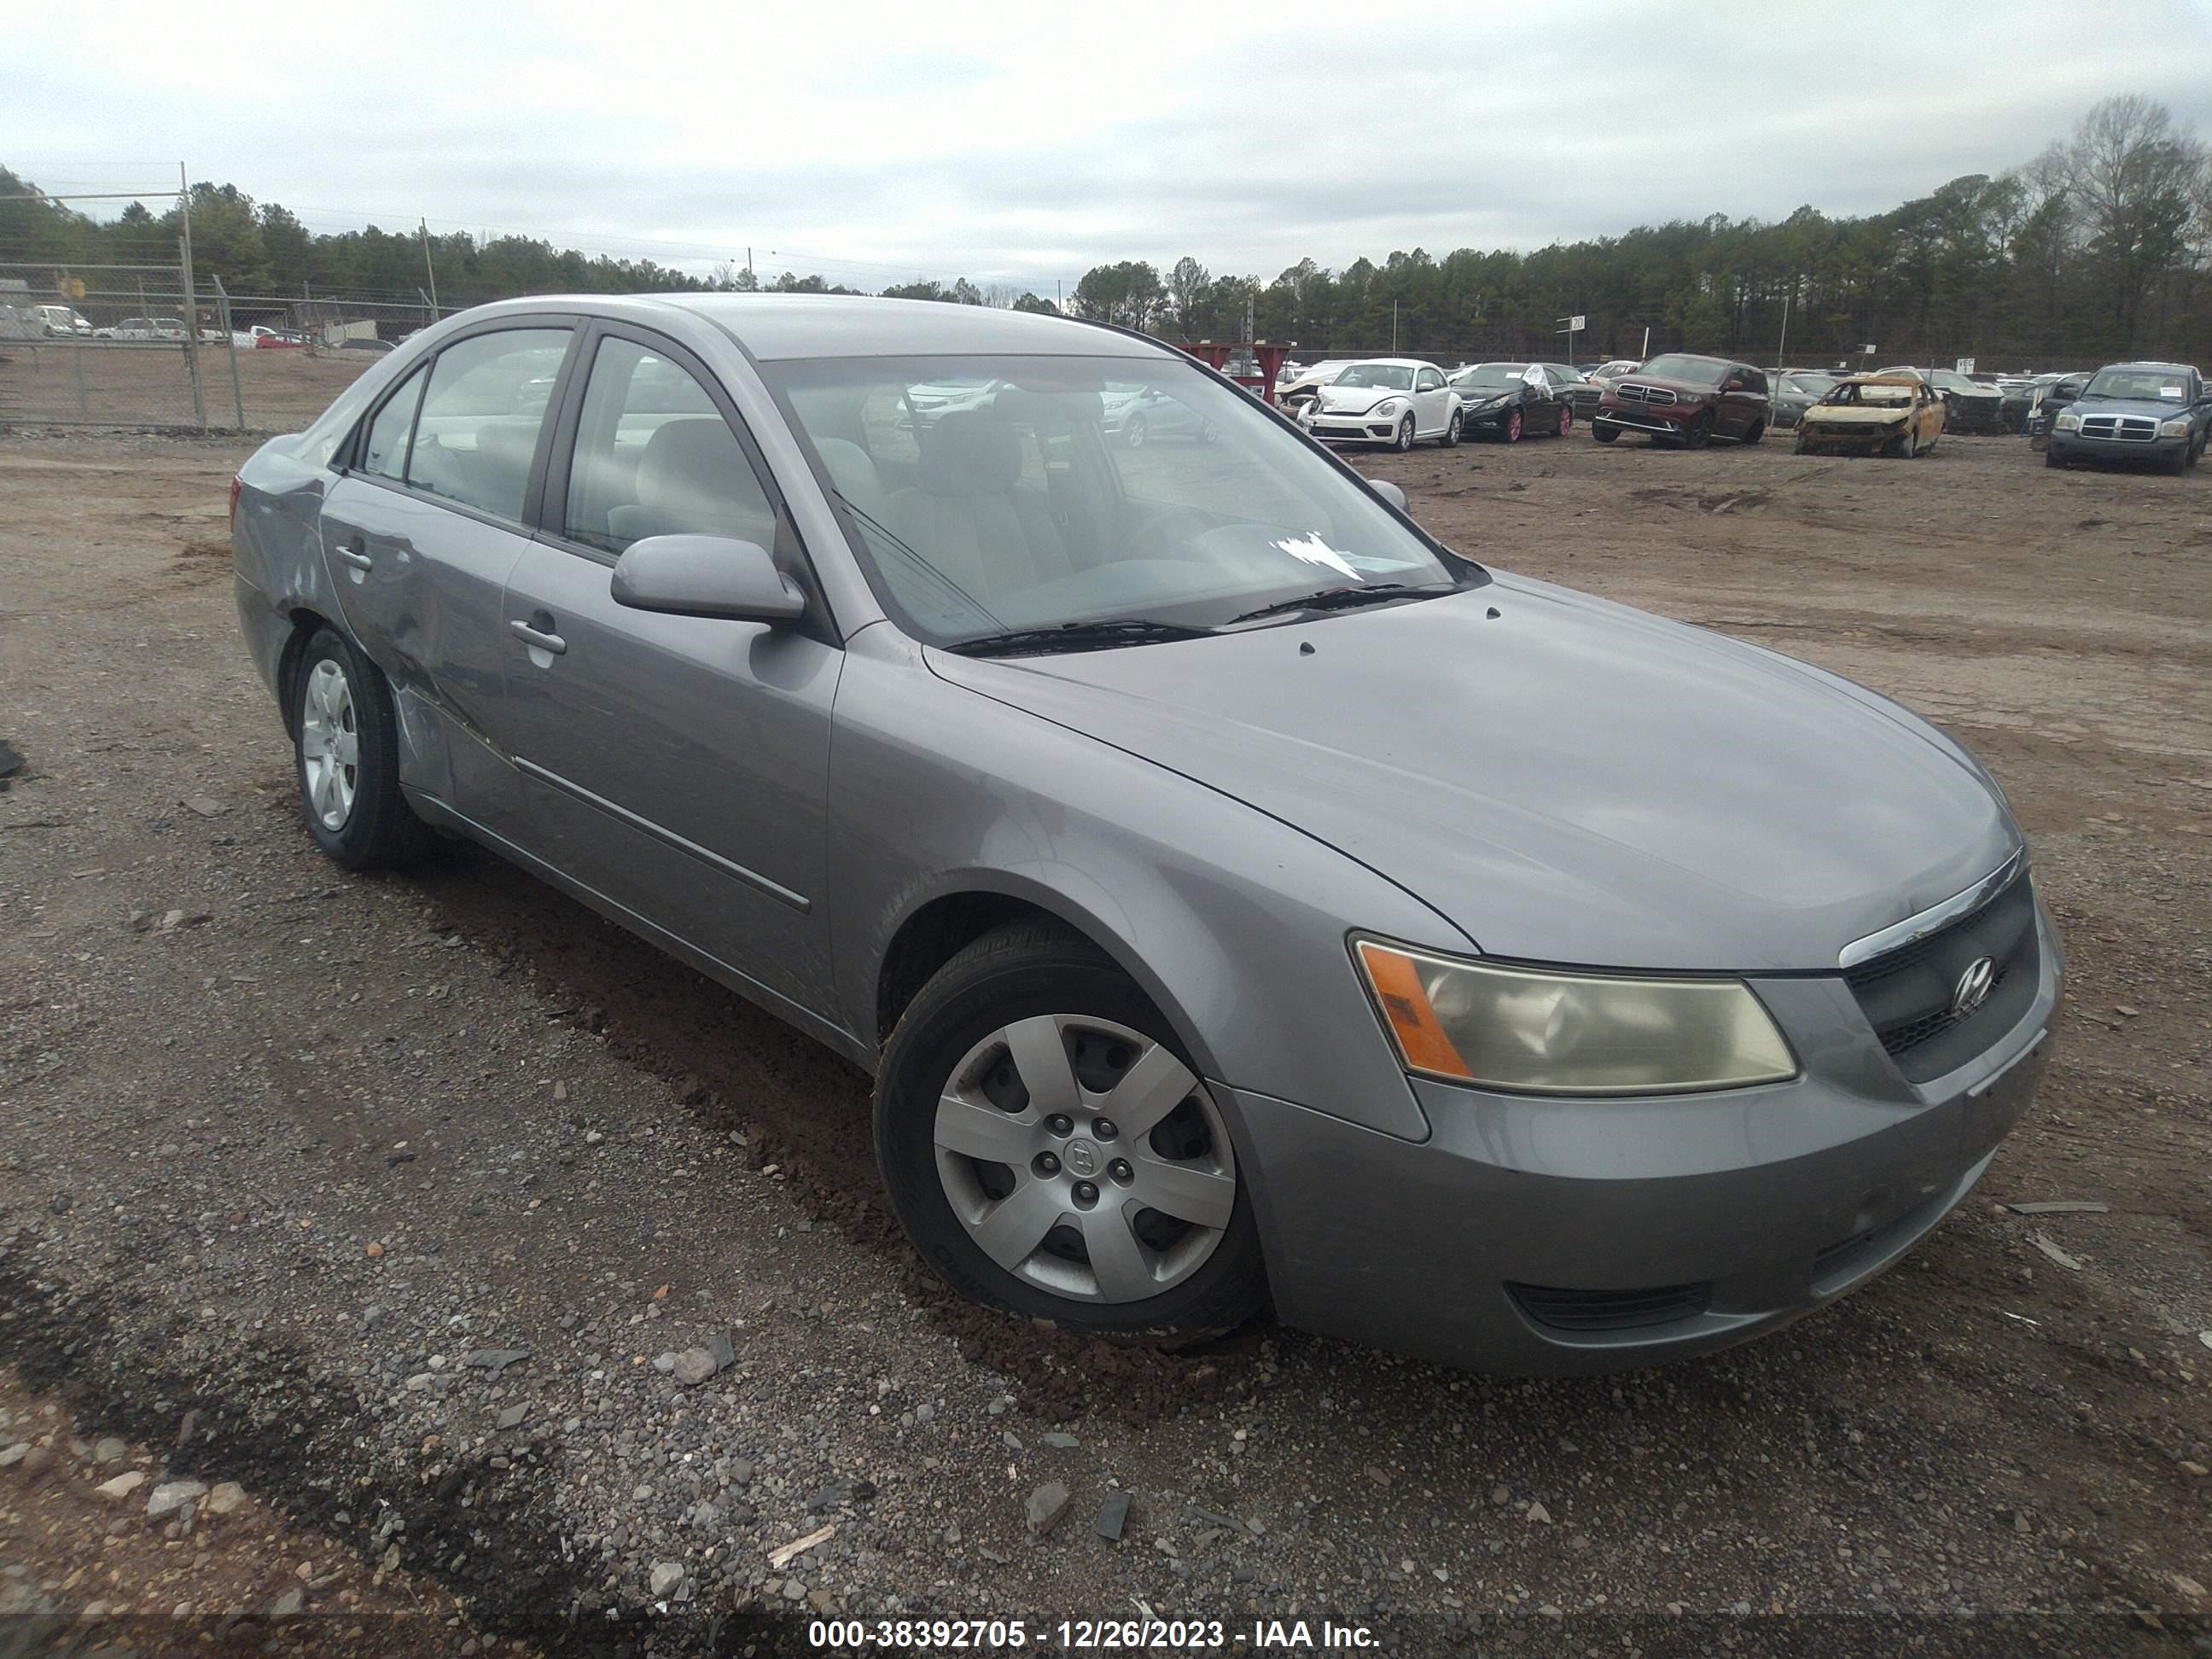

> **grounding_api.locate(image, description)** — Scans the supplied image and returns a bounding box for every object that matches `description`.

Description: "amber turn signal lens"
[1355,941,1474,1080]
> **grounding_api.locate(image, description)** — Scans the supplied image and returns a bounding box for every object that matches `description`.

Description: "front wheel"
[292,626,432,870]
[1394,416,1416,452]
[2163,444,2188,476]
[1123,414,1148,450]
[1680,413,1713,450]
[2045,447,2065,469]
[1555,405,1573,438]
[876,922,1266,1338]
[1503,409,1523,444]
[1592,422,1619,444]
[1740,419,1765,446]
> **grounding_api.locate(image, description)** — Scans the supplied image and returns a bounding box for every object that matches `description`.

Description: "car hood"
[926,578,2017,972]
[1802,405,1911,425]
[1451,385,1521,404]
[2071,396,2190,421]
[1314,385,1412,413]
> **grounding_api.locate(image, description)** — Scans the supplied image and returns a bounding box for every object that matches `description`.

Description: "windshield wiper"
[946,618,1218,659]
[1226,582,1433,626]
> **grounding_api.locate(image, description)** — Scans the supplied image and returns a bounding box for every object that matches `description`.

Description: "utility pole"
[419,218,439,314]
[1776,282,1792,375]
[177,161,207,430]
[1392,300,1399,353]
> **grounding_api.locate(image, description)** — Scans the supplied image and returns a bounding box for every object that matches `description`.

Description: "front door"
[319,322,577,829]
[497,326,842,1017]
[1413,367,1449,437]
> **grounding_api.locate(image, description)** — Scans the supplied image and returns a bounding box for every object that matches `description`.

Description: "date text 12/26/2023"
[806,1617,1379,1650]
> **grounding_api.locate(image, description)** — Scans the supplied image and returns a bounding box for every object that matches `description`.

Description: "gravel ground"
[0,427,2207,1656]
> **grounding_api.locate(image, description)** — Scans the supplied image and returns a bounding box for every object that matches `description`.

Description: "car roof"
[1343,356,1440,369]
[2096,360,2193,375]
[440,293,1174,363]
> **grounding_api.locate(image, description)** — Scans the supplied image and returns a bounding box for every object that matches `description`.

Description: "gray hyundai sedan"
[230,295,2060,1373]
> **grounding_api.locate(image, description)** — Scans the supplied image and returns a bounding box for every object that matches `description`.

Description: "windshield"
[1636,354,1728,385]
[761,354,1474,646]
[2082,368,2191,403]
[1335,364,1417,391]
[1450,364,1526,390]
[1820,381,1914,407]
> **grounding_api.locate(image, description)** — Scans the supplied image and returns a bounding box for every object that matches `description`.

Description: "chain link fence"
[0,253,434,433]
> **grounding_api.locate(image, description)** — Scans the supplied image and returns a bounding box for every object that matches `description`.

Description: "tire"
[2163,445,2187,476]
[1503,409,1523,444]
[2045,447,2065,469]
[1439,410,1461,448]
[291,626,433,871]
[1680,413,1713,450]
[1123,414,1148,450]
[1394,416,1415,453]
[1898,428,1918,460]
[1555,406,1572,438]
[876,921,1266,1340]
[1740,419,1765,446]
[1592,422,1619,444]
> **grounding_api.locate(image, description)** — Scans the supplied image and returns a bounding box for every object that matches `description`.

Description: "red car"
[1592,353,1772,449]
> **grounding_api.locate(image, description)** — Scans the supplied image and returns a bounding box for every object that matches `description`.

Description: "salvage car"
[1533,362,1605,424]
[1275,359,1353,416]
[2045,361,2209,474]
[1303,358,1461,449]
[230,294,2059,1374]
[1877,367,2007,434]
[1769,370,1838,428]
[1446,362,1569,442]
[2026,374,2085,443]
[1592,353,1771,448]
[1792,375,1945,457]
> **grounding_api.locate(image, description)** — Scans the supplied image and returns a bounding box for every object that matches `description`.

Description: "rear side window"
[563,335,779,556]
[407,328,573,522]
[359,365,426,481]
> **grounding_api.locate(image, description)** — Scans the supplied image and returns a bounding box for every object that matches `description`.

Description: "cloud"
[7,0,2211,293]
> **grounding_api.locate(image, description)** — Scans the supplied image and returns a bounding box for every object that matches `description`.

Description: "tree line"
[5,96,2204,367]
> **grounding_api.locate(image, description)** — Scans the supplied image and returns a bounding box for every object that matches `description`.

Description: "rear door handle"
[335,541,373,571]
[509,619,567,655]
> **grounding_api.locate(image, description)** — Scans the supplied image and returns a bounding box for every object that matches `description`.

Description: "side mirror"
[1363,477,1409,514]
[610,534,805,623]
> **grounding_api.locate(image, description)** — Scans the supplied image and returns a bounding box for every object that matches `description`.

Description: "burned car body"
[1793,375,1945,457]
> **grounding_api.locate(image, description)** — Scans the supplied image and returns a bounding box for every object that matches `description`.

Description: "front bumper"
[1796,422,1909,455]
[2046,432,2187,466]
[1222,901,2062,1375]
[1306,410,1400,444]
[1592,403,1696,439]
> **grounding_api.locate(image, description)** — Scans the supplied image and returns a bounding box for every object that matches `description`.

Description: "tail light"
[228,476,242,530]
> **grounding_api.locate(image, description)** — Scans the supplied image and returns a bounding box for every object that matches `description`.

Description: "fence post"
[213,276,246,431]
[177,163,207,431]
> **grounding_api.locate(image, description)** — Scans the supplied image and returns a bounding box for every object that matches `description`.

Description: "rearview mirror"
[1363,477,1409,513]
[610,534,806,624]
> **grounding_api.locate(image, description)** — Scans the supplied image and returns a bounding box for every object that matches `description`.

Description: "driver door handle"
[510,619,567,655]
[335,541,373,571]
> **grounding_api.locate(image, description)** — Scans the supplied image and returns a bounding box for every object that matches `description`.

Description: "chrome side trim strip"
[513,756,812,913]
[1838,848,2023,971]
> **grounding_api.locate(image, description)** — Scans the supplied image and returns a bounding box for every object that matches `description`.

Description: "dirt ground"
[0,419,2207,1656]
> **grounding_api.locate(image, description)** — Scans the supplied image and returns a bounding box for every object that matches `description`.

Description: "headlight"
[1374,399,1401,416]
[2053,410,2081,432]
[1353,940,1797,1095]
[2159,416,2191,438]
[1481,396,1512,411]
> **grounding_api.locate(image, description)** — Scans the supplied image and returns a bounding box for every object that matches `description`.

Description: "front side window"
[360,365,426,481]
[1416,369,1443,393]
[761,353,1476,647]
[564,336,778,556]
[407,328,573,522]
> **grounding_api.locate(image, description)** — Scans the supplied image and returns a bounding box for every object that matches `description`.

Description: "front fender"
[829,625,1464,1142]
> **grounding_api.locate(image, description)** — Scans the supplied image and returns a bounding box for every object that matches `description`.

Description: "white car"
[1301,358,1462,450]
[32,304,94,338]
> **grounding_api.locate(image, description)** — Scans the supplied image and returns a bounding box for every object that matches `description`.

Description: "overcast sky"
[9,1,2212,295]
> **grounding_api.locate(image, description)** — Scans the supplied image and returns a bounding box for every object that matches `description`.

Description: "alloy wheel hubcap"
[933,1015,1237,1303]
[300,659,359,830]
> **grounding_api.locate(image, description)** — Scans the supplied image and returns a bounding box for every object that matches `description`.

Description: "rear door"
[496,323,843,1016]
[317,319,579,830]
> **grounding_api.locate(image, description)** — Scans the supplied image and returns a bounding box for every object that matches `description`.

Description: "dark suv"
[1593,354,1772,448]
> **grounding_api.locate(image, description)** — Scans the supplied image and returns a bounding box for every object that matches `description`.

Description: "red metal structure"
[1179,340,1298,406]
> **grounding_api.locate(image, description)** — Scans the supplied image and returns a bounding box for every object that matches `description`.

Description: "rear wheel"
[876,922,1266,1339]
[292,626,432,871]
[1592,422,1619,444]
[1394,416,1416,453]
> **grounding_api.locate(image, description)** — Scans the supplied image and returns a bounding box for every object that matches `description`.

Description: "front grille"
[1509,1281,1712,1333]
[1616,382,1677,406]
[1844,870,2039,1083]
[2079,415,2158,442]
[1569,388,1603,414]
